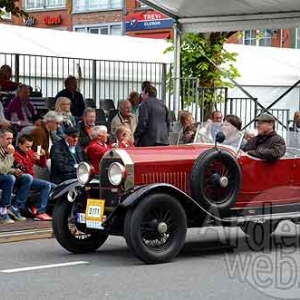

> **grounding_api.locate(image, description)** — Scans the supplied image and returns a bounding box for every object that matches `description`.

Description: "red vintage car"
[51,132,300,264]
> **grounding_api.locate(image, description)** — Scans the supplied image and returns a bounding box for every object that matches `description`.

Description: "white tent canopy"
[0,24,172,63]
[141,0,300,32]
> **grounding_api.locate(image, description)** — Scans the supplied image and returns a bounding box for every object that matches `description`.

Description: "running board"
[222,211,300,225]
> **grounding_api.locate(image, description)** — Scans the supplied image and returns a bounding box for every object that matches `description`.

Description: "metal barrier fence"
[0,52,170,108]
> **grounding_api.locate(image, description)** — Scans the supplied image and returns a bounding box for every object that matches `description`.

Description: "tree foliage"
[0,0,27,19]
[165,32,240,111]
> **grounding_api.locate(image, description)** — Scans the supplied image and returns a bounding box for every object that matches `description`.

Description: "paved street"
[1,222,300,300]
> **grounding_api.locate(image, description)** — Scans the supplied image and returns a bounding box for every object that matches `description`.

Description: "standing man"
[242,114,286,162]
[134,86,170,147]
[50,127,85,184]
[55,75,85,118]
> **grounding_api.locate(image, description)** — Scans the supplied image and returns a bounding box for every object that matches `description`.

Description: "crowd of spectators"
[0,63,289,225]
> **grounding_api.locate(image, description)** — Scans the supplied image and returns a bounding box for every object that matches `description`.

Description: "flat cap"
[256,114,275,122]
[64,126,79,136]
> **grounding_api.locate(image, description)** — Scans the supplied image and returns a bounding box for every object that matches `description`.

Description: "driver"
[242,114,286,162]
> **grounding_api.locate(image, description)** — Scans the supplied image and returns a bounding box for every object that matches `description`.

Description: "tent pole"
[173,22,181,118]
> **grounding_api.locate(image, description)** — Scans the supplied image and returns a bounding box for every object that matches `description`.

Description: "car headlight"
[76,162,91,185]
[108,162,126,186]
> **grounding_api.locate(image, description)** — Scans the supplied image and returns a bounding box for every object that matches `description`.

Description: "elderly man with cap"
[50,126,85,184]
[242,113,286,162]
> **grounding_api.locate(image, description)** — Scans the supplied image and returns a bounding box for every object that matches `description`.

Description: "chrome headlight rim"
[76,162,91,185]
[108,162,125,186]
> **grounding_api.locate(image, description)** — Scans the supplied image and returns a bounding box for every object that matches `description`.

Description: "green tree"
[0,0,27,19]
[166,32,240,119]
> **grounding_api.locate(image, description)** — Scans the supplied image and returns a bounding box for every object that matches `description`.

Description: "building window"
[241,29,273,47]
[23,0,65,10]
[74,23,122,35]
[1,8,11,19]
[73,0,122,12]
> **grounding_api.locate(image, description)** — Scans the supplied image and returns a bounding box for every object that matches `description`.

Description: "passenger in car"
[221,115,245,148]
[242,114,286,162]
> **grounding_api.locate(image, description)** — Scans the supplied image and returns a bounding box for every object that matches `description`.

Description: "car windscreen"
[193,122,245,149]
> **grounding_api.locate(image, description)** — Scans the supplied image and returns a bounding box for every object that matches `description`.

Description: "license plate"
[85,199,105,229]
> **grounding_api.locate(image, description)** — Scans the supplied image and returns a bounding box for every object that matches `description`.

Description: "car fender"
[50,179,82,200]
[119,183,229,224]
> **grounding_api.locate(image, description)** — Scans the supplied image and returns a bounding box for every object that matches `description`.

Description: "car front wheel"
[52,199,108,254]
[124,193,187,264]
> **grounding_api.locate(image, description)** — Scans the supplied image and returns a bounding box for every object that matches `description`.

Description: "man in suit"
[134,85,169,147]
[55,76,85,118]
[50,127,85,184]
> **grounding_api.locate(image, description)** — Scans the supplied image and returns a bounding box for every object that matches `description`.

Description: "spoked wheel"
[124,193,187,264]
[52,199,108,254]
[191,149,241,217]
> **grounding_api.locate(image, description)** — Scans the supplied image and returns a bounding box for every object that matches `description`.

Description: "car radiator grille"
[141,172,189,193]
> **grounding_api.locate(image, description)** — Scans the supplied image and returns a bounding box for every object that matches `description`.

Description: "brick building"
[72,0,123,34]
[1,0,72,31]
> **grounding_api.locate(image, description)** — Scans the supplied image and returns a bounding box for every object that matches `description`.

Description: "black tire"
[52,199,108,254]
[124,193,187,264]
[241,221,278,251]
[190,149,241,217]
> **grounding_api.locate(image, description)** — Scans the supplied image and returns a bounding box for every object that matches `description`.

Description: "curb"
[0,229,53,244]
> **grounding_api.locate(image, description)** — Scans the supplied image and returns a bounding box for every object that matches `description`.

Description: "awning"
[140,0,300,32]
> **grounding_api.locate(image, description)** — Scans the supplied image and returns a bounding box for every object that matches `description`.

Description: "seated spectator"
[242,114,286,162]
[128,91,140,115]
[86,126,109,174]
[30,111,63,159]
[0,92,11,129]
[0,65,19,92]
[55,75,85,118]
[0,129,17,224]
[55,96,77,136]
[111,100,137,136]
[178,111,197,144]
[289,111,300,132]
[50,127,85,184]
[6,84,39,127]
[0,129,33,223]
[13,135,54,221]
[79,107,96,149]
[245,129,257,142]
[221,115,245,148]
[111,126,134,149]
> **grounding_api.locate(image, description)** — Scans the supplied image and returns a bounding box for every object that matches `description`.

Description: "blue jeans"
[31,178,56,214]
[0,174,16,208]
[14,174,33,210]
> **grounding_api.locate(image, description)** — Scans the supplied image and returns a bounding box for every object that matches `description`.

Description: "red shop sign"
[44,14,62,25]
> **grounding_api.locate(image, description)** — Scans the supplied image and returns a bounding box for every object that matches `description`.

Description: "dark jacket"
[79,121,92,149]
[134,97,170,147]
[242,131,286,162]
[50,139,85,184]
[55,89,85,118]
